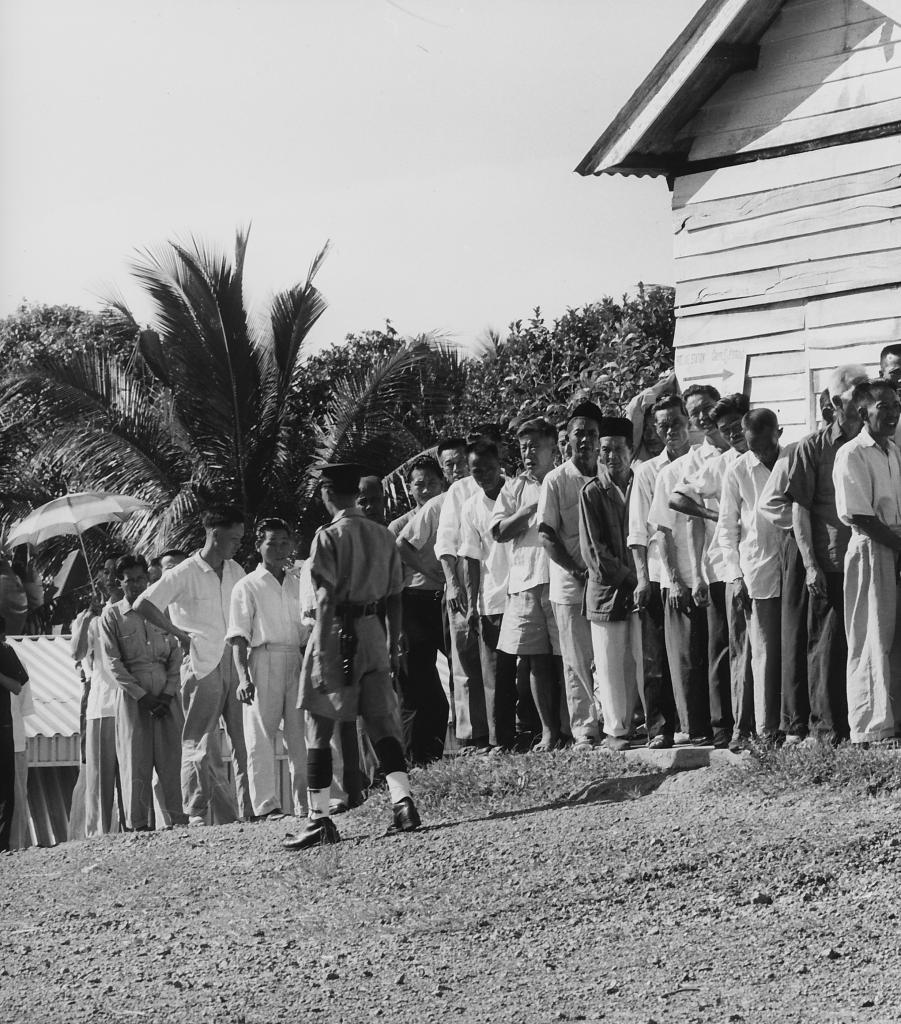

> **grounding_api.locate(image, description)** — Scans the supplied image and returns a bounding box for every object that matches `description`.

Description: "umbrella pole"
[75,529,99,602]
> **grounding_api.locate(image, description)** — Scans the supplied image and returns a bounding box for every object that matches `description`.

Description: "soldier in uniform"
[284,463,420,850]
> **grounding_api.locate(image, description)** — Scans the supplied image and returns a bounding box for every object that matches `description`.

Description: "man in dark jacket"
[579,417,644,751]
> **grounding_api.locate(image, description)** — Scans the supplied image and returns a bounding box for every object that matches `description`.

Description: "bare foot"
[533,732,560,753]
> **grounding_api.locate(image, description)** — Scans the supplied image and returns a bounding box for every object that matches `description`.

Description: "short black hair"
[851,378,898,411]
[159,548,188,561]
[682,384,721,403]
[116,554,148,579]
[201,505,245,530]
[710,393,750,424]
[467,439,499,460]
[405,456,443,484]
[516,417,556,440]
[255,517,292,545]
[437,437,467,457]
[149,557,162,568]
[650,394,687,417]
[880,344,901,363]
[742,408,779,432]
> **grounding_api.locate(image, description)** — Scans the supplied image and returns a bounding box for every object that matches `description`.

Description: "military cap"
[317,463,366,494]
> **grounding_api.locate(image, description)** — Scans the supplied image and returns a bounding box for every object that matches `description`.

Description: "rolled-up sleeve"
[786,436,817,511]
[627,464,654,548]
[758,448,795,533]
[434,487,463,560]
[403,497,441,551]
[715,463,743,582]
[226,579,255,644]
[537,474,561,537]
[142,572,180,613]
[458,499,482,562]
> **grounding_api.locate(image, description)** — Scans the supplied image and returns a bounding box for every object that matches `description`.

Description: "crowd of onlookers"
[4,344,901,851]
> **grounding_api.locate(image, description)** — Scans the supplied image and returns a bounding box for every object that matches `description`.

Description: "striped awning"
[9,635,81,740]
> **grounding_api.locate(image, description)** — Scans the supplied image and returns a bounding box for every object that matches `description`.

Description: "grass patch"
[725,743,901,799]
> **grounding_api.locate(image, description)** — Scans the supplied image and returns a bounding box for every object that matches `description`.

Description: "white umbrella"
[5,492,151,597]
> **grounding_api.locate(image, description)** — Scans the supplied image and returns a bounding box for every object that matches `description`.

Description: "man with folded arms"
[100,555,185,830]
[135,506,251,826]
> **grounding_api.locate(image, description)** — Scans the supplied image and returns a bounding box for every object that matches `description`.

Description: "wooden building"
[578,0,901,438]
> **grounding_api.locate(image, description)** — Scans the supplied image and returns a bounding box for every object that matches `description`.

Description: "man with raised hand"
[579,417,643,751]
[783,365,868,744]
[538,402,605,750]
[833,380,901,744]
[648,396,709,746]
[491,418,565,751]
[717,409,787,746]
[135,506,251,826]
[100,554,185,830]
[285,463,418,850]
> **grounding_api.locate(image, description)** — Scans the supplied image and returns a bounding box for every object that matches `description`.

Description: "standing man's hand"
[692,581,709,608]
[667,580,690,612]
[731,578,752,614]
[634,580,652,610]
[388,643,400,678]
[175,629,193,656]
[236,676,255,705]
[446,580,467,617]
[805,565,827,599]
[137,692,157,714]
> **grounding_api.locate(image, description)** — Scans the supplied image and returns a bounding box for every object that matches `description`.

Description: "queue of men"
[21,344,901,854]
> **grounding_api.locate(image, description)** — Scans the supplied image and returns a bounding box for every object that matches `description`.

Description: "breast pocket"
[117,629,144,661]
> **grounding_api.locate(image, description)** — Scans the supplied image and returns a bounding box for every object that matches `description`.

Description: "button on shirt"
[227,564,310,649]
[649,455,697,588]
[100,599,181,700]
[399,494,446,591]
[538,460,594,605]
[434,477,480,561]
[833,427,901,529]
[459,489,509,616]
[716,448,786,599]
[490,473,549,595]
[787,422,853,572]
[143,552,245,679]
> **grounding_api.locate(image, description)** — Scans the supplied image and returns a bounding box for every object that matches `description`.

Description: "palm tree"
[1,228,452,554]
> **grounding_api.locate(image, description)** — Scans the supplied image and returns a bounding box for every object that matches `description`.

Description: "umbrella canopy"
[5,492,151,548]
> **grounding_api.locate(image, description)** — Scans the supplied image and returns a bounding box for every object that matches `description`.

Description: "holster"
[338,611,358,686]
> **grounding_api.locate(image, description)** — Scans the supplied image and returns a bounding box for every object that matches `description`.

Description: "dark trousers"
[638,583,677,739]
[478,614,518,748]
[707,582,733,742]
[663,590,712,739]
[781,537,810,736]
[399,588,449,764]
[808,572,849,742]
[0,724,14,852]
[726,582,755,739]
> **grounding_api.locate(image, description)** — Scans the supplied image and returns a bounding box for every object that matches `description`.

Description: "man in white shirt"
[648,397,708,743]
[833,379,901,743]
[460,440,513,750]
[491,418,565,751]
[71,593,120,837]
[434,437,485,747]
[539,402,604,749]
[228,518,310,821]
[717,409,787,744]
[135,506,250,826]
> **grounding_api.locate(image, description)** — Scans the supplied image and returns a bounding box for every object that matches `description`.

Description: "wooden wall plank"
[749,397,809,426]
[808,342,887,369]
[749,371,810,401]
[689,96,901,162]
[673,136,901,207]
[807,318,901,351]
[674,165,901,233]
[675,189,901,258]
[758,19,901,72]
[677,221,900,281]
[674,302,805,345]
[676,249,901,309]
[806,286,901,327]
[748,351,809,376]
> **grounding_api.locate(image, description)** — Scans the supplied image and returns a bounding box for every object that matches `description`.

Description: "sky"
[0,0,703,351]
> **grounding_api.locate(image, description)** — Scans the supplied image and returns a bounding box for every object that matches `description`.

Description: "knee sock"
[374,737,411,803]
[306,747,332,819]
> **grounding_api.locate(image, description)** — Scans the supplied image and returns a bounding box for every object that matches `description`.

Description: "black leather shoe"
[282,817,340,850]
[392,797,421,833]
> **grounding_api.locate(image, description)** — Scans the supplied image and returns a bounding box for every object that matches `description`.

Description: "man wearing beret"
[285,463,420,849]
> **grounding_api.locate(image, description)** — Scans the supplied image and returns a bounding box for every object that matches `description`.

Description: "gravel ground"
[3,753,901,1024]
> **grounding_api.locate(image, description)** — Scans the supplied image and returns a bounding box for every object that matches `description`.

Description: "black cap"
[566,401,604,427]
[597,416,633,440]
[317,463,366,494]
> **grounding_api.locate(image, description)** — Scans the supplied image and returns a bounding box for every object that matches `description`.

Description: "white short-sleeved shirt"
[715,448,786,599]
[399,493,446,591]
[627,450,671,585]
[833,428,901,528]
[489,473,549,595]
[538,460,593,605]
[227,563,310,649]
[675,443,741,584]
[459,489,509,616]
[434,477,480,561]
[85,614,117,719]
[143,552,245,678]
[649,455,696,589]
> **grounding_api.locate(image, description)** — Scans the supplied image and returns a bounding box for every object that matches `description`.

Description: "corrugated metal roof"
[9,635,82,740]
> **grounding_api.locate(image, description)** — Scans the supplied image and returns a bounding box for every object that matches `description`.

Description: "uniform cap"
[597,416,633,440]
[317,463,366,493]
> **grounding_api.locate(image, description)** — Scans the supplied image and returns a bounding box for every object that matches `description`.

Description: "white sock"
[307,788,331,820]
[386,771,411,803]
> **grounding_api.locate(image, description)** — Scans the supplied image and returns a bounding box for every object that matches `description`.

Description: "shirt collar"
[192,551,215,573]
[332,507,365,523]
[115,597,135,615]
[746,444,781,468]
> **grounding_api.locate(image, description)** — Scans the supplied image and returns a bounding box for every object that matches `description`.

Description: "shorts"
[497,583,561,657]
[300,614,401,725]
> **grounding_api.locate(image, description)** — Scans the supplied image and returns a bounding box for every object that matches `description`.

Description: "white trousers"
[243,645,306,815]
[591,618,641,739]
[552,602,600,742]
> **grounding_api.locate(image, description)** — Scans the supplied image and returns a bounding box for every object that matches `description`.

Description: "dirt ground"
[2,754,901,1024]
